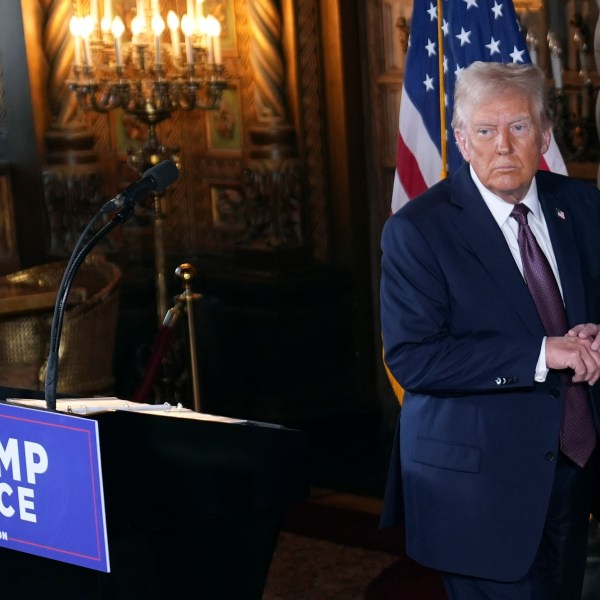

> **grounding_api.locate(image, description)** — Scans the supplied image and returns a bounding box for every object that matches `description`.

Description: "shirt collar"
[469,165,542,227]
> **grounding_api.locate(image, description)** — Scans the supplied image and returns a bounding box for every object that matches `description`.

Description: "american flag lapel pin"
[556,208,566,220]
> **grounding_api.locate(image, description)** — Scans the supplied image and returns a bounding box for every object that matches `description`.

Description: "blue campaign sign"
[0,402,109,572]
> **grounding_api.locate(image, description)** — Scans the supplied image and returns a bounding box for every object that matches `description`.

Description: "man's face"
[454,94,551,204]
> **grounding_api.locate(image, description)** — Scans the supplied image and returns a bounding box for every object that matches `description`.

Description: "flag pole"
[437,0,448,178]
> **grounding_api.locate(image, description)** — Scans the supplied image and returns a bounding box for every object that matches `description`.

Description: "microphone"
[100,160,179,214]
[44,160,179,410]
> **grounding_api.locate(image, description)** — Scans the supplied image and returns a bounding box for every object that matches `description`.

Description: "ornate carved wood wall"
[0,0,378,425]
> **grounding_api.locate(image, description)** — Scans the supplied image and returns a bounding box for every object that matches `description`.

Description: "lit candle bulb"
[205,16,221,64]
[579,48,588,75]
[526,30,538,66]
[167,11,180,59]
[550,49,563,90]
[196,15,208,52]
[90,0,99,25]
[131,15,144,44]
[136,0,146,27]
[70,16,82,67]
[81,15,95,66]
[103,0,112,24]
[112,16,125,67]
[181,14,194,65]
[100,15,112,41]
[152,14,165,65]
[548,33,563,91]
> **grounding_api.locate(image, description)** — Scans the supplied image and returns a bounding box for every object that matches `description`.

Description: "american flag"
[392,0,567,213]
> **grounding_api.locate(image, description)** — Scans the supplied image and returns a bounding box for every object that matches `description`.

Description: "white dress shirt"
[470,166,564,381]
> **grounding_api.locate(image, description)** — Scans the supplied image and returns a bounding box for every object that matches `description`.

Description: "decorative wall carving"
[42,165,106,255]
[0,162,18,272]
[295,0,329,262]
[383,0,411,72]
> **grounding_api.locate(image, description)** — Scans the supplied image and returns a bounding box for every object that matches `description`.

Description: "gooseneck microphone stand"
[44,205,134,410]
[44,160,179,411]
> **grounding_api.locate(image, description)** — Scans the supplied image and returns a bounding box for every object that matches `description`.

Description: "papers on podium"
[6,397,246,424]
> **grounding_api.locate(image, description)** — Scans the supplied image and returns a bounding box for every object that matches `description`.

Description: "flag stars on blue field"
[464,0,479,8]
[491,1,504,18]
[424,74,435,91]
[426,39,437,57]
[486,37,501,55]
[510,46,526,62]
[457,28,471,46]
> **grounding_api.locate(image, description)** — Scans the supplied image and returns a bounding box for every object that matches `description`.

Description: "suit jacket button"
[550,388,560,399]
[544,451,555,461]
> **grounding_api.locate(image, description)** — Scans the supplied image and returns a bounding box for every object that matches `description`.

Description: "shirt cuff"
[534,337,549,382]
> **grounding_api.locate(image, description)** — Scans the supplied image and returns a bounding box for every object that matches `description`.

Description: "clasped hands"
[546,323,600,385]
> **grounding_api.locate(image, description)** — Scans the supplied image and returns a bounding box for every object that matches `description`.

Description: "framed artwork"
[113,108,145,156]
[209,181,245,230]
[203,0,237,53]
[205,86,243,154]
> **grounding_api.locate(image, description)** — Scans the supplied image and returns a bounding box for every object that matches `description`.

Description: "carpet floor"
[263,490,600,600]
[262,490,446,600]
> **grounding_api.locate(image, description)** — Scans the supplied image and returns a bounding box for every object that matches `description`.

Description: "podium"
[0,387,309,599]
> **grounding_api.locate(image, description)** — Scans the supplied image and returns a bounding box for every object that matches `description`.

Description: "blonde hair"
[452,61,551,132]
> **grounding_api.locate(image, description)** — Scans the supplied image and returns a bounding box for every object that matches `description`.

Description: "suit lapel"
[537,176,587,326]
[449,165,545,335]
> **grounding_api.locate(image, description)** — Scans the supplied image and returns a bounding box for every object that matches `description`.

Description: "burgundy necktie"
[511,203,596,467]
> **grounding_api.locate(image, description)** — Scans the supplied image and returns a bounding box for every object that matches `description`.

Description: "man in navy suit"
[380,61,600,599]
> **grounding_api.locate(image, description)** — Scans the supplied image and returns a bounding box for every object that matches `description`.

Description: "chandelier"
[68,0,228,324]
[69,0,227,170]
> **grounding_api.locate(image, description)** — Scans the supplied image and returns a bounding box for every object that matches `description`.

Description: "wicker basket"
[0,254,121,395]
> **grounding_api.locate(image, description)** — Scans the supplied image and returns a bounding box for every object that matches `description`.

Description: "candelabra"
[541,27,599,164]
[68,0,227,322]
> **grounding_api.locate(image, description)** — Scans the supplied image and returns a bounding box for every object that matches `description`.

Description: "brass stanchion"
[131,262,203,410]
[175,263,203,412]
[153,192,169,325]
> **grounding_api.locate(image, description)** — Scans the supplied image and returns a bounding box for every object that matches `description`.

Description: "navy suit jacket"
[380,163,600,581]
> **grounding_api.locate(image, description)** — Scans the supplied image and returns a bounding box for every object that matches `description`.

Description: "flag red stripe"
[397,133,428,200]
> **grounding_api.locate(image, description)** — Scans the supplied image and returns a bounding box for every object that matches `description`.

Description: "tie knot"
[510,203,530,226]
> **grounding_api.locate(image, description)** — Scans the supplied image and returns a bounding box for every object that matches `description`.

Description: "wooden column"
[238,0,308,267]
